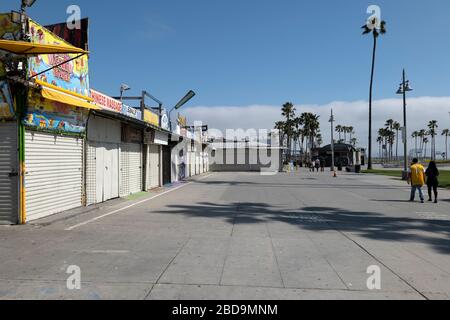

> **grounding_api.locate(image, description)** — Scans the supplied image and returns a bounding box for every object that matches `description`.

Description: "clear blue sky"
[2,0,450,109]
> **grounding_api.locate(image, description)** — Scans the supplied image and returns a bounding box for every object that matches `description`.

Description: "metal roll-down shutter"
[25,131,83,221]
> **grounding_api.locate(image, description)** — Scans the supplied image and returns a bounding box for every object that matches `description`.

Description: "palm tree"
[412,131,419,159]
[348,126,355,144]
[350,137,358,147]
[428,120,438,160]
[418,129,427,160]
[335,125,343,142]
[302,113,321,161]
[363,18,386,170]
[274,121,286,150]
[393,121,401,161]
[385,119,394,161]
[423,137,429,160]
[378,128,389,162]
[442,129,450,160]
[316,133,323,147]
[377,136,383,160]
[281,102,296,160]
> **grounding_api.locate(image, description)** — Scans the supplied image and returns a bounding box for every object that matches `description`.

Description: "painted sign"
[28,19,90,97]
[0,13,21,41]
[0,80,14,119]
[144,109,159,127]
[0,13,21,119]
[90,89,122,113]
[122,104,142,120]
[23,91,88,133]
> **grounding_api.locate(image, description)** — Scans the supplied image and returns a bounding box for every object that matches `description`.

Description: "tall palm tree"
[348,126,355,144]
[423,137,429,159]
[363,18,386,170]
[418,129,427,160]
[412,131,419,159]
[335,125,343,142]
[385,119,394,161]
[442,129,450,160]
[393,121,401,161]
[428,120,438,161]
[350,137,358,147]
[281,102,296,160]
[302,113,321,161]
[377,136,383,160]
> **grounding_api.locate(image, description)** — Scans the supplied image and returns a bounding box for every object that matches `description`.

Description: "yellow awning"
[36,79,94,102]
[41,87,99,110]
[0,39,88,55]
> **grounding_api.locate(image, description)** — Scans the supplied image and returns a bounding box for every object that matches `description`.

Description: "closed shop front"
[146,144,160,189]
[0,122,19,224]
[25,130,83,221]
[86,115,121,205]
[120,125,143,197]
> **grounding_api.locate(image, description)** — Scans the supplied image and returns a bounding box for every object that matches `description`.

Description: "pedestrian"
[426,161,440,203]
[408,158,426,203]
[320,158,325,172]
[315,159,320,173]
[293,160,298,172]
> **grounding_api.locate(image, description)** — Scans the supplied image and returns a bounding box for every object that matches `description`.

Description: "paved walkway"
[1,171,450,300]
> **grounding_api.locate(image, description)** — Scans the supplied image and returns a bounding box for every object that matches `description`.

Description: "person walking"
[408,158,426,203]
[320,158,325,172]
[315,159,320,173]
[426,161,440,203]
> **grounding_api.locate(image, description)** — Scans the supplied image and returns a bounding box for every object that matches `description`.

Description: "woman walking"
[426,161,440,203]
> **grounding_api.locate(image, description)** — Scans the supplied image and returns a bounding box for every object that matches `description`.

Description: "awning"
[0,39,88,55]
[40,86,99,110]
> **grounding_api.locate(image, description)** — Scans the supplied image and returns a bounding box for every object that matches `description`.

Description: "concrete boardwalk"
[1,171,450,300]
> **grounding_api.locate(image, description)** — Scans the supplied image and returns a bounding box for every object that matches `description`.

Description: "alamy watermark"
[66,5,81,30]
[367,265,381,290]
[66,265,82,290]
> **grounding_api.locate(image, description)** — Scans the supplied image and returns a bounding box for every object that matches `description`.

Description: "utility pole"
[330,109,336,172]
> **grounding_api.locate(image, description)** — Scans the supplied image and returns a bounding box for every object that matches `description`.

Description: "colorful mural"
[23,91,88,134]
[0,13,21,119]
[0,80,14,119]
[27,19,90,97]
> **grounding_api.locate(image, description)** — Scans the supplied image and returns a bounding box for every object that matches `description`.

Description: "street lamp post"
[168,90,196,132]
[396,69,413,180]
[329,109,336,172]
[119,84,131,103]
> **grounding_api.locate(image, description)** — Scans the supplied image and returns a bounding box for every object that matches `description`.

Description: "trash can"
[355,165,362,174]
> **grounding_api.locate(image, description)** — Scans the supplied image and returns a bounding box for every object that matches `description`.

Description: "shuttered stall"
[120,143,143,196]
[86,116,121,206]
[25,131,83,221]
[146,144,160,189]
[0,123,19,224]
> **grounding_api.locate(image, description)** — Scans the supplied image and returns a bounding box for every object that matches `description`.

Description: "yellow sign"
[144,110,160,127]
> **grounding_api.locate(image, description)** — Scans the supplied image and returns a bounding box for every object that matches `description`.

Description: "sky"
[1,0,450,153]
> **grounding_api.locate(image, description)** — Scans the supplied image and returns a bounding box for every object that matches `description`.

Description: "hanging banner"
[23,91,88,134]
[27,19,90,97]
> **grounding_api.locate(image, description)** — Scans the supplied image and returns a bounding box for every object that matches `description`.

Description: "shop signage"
[144,109,160,127]
[161,113,170,131]
[90,89,122,113]
[122,104,142,120]
[23,91,88,133]
[27,19,90,97]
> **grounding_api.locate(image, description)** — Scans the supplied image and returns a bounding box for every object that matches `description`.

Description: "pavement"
[1,171,450,300]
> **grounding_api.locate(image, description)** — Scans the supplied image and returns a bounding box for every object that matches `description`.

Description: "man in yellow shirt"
[408,158,426,203]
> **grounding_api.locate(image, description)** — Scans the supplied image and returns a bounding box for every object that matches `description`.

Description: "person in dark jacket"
[426,161,440,203]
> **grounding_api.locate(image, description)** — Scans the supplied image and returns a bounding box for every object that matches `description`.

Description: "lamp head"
[120,84,131,92]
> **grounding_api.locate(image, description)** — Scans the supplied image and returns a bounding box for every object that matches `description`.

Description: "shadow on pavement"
[156,202,450,255]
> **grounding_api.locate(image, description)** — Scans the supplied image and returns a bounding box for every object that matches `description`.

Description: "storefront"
[85,114,121,206]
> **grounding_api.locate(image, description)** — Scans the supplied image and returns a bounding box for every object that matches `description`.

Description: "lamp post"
[119,84,131,103]
[396,69,413,180]
[169,90,196,132]
[329,109,336,172]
